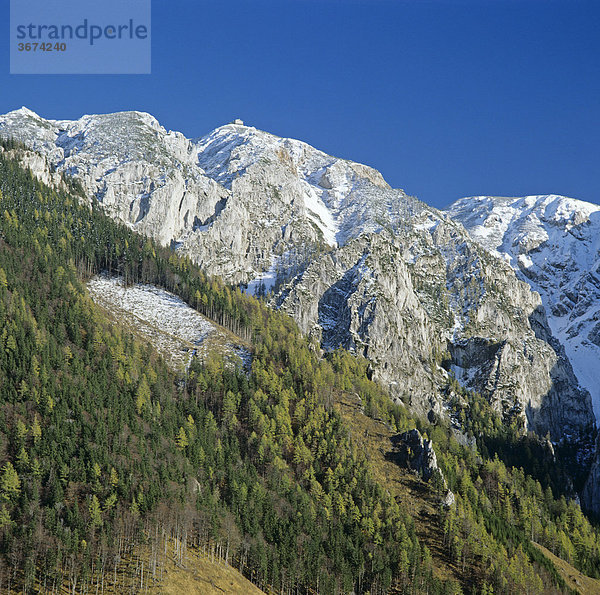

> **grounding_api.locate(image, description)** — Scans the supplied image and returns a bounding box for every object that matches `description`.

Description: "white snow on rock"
[87,275,250,371]
[193,122,395,249]
[302,183,339,246]
[448,194,600,419]
[245,255,279,296]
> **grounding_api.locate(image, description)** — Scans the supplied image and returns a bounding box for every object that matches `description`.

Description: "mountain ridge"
[447,194,600,419]
[0,107,595,453]
[3,123,600,593]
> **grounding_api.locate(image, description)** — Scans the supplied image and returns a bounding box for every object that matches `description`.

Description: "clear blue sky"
[2,0,599,208]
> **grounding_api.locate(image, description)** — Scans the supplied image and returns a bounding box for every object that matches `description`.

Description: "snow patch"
[87,275,250,372]
[245,256,279,296]
[302,183,339,246]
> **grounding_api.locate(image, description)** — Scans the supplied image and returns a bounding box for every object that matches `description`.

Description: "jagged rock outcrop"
[391,429,440,481]
[447,194,600,422]
[0,108,594,447]
[390,429,454,507]
[275,208,593,440]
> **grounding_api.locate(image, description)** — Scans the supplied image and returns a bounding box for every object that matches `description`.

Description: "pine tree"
[15,419,27,441]
[31,458,42,478]
[130,495,140,518]
[0,505,12,529]
[88,494,102,528]
[16,447,29,472]
[104,493,117,512]
[93,462,101,478]
[136,375,151,415]
[176,427,189,450]
[109,467,119,488]
[0,462,21,500]
[31,415,42,443]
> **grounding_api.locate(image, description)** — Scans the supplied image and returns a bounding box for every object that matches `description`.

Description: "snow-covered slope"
[194,122,401,248]
[87,275,250,371]
[447,195,600,419]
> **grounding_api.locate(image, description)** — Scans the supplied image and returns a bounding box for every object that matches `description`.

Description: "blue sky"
[1,0,599,208]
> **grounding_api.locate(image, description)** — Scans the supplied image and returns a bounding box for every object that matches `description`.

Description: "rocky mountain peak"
[0,108,595,452]
[12,106,41,118]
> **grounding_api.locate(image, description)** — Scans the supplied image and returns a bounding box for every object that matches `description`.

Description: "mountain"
[0,107,396,281]
[0,144,443,594]
[0,108,594,448]
[447,195,600,417]
[447,194,600,511]
[4,123,600,594]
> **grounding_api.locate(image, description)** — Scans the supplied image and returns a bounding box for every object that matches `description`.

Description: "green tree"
[0,462,21,501]
[88,495,102,527]
[0,505,12,529]
[109,467,119,488]
[176,427,189,450]
[135,375,151,415]
[31,415,42,443]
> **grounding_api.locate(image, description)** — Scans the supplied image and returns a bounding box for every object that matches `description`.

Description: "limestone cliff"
[0,107,594,447]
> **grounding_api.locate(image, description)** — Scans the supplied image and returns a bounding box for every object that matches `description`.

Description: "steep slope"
[87,274,250,372]
[334,391,465,588]
[0,142,444,594]
[532,543,600,595]
[447,195,600,420]
[4,124,600,594]
[0,109,594,447]
[447,194,600,511]
[275,210,593,442]
[146,543,266,595]
[0,107,392,283]
[0,107,230,249]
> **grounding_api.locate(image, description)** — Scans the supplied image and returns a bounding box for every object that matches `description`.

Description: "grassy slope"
[533,543,600,595]
[9,551,266,594]
[333,391,468,588]
[148,548,265,595]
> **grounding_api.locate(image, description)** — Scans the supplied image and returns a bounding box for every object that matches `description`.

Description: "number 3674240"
[17,42,67,52]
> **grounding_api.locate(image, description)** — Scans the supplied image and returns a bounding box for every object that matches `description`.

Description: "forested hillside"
[1,141,600,593]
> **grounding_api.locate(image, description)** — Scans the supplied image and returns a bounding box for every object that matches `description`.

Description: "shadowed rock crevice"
[193,196,228,230]
[526,306,595,441]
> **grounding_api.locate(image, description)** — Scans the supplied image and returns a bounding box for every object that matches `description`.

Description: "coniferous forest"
[1,140,600,593]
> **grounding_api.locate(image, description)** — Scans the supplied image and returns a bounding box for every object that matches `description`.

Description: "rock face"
[0,108,594,448]
[447,195,600,512]
[582,433,600,513]
[275,209,593,441]
[447,195,600,421]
